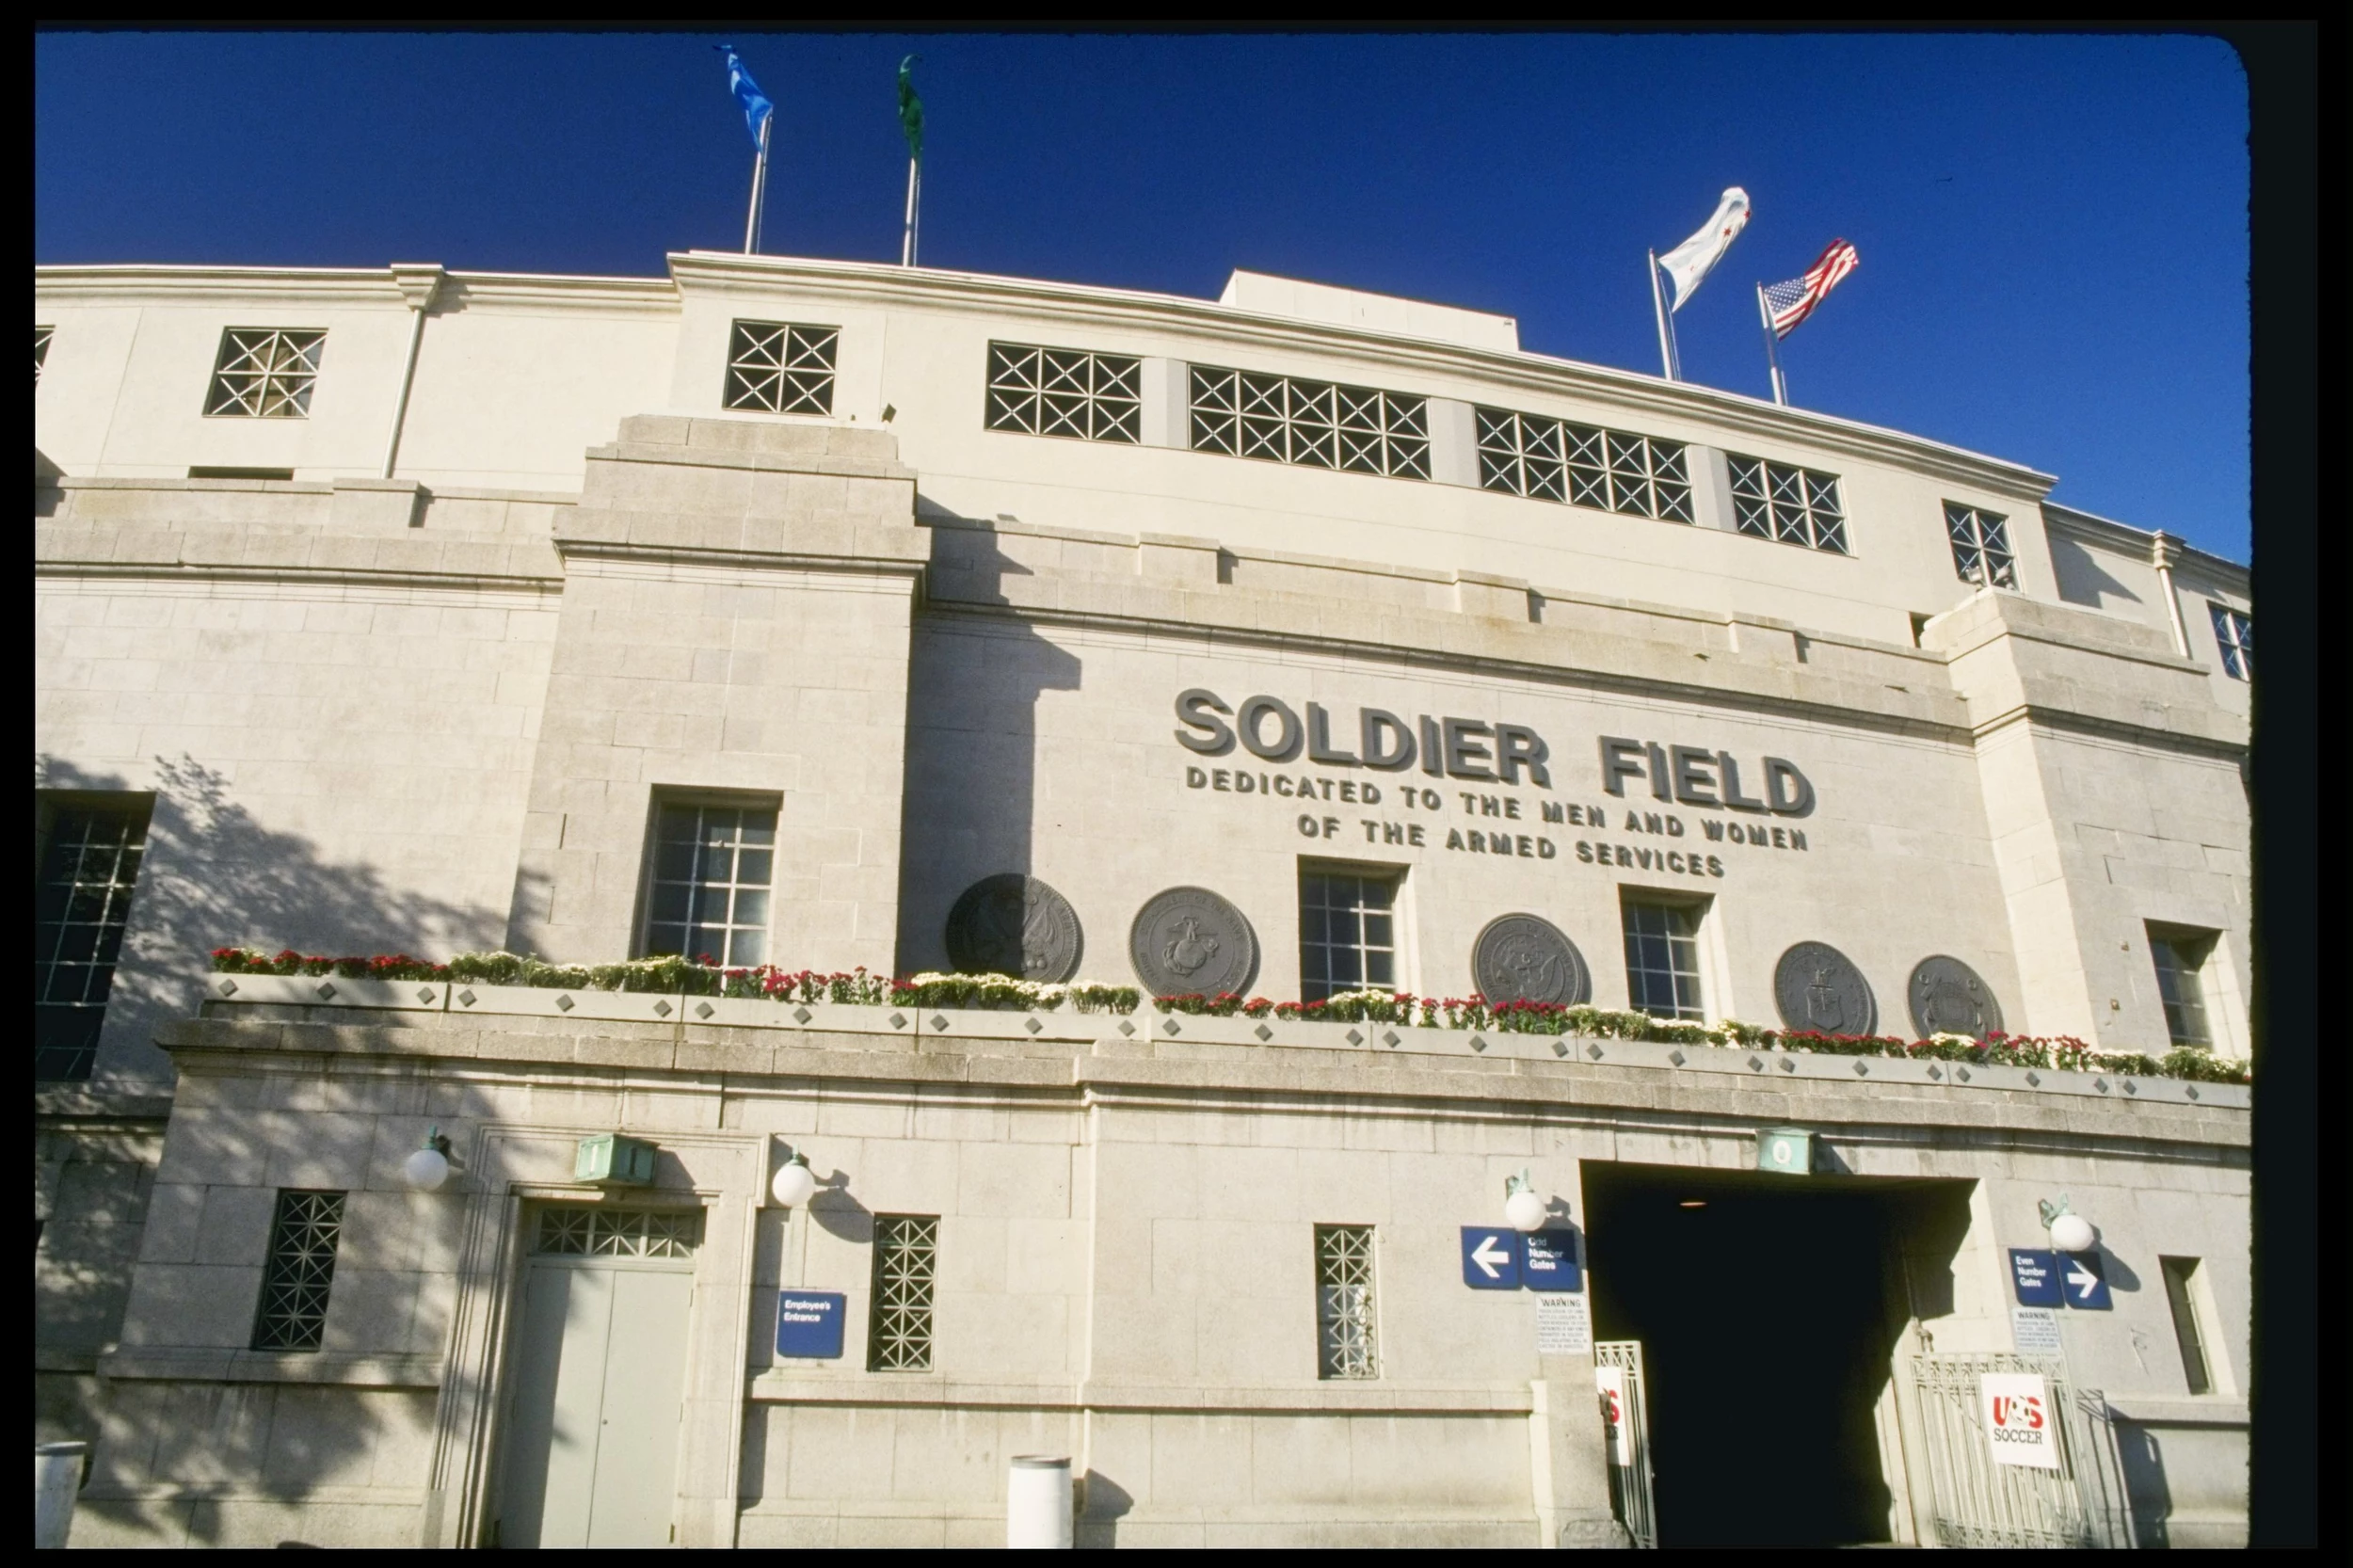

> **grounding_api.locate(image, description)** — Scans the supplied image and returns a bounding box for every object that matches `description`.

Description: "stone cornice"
[2043,502,2249,584]
[34,262,680,315]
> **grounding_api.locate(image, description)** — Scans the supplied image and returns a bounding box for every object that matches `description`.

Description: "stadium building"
[34,252,2253,1547]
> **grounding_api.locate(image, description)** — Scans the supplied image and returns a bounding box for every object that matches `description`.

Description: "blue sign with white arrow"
[1461,1228,1520,1288]
[1520,1229,1583,1291]
[2058,1250,2112,1311]
[2009,1248,2063,1307]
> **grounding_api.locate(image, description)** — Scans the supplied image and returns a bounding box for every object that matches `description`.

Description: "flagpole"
[744,113,770,255]
[901,156,920,266]
[1755,283,1789,407]
[1647,250,1676,381]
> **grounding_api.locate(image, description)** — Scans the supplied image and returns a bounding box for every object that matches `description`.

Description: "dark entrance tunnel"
[1582,1160,1975,1548]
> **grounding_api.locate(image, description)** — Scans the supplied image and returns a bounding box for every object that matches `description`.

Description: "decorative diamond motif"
[1667,1048,1687,1066]
[1254,1024,1273,1042]
[457,988,477,1007]
[888,1012,907,1029]
[1468,1034,1488,1052]
[1382,1031,1401,1048]
[1927,1064,1943,1080]
[1955,1065,1972,1082]
[315,982,337,1000]
[2185,1085,2201,1100]
[2122,1079,2137,1096]
[930,1014,949,1032]
[1346,1029,1364,1046]
[1853,1060,1870,1076]
[1024,1017,1043,1034]
[1748,1054,1766,1072]
[1117,1019,1135,1037]
[554,993,574,1013]
[1585,1042,1605,1061]
[1778,1057,1797,1073]
[2022,1070,2039,1087]
[652,1000,672,1017]
[2093,1077,2109,1094]
[415,985,436,1004]
[1160,1017,1181,1036]
[792,1006,812,1024]
[218,978,238,997]
[696,1001,715,1019]
[1553,1040,1570,1057]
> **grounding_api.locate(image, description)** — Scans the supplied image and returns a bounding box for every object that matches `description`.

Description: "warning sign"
[1536,1292,1591,1355]
[1979,1371,2062,1470]
[1595,1367,1630,1464]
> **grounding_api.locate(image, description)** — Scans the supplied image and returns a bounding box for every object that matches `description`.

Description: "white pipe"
[1006,1454,1072,1548]
[2150,531,2192,657]
[380,299,428,481]
[36,1441,87,1549]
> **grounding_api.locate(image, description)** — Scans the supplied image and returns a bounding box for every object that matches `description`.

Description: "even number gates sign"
[1979,1372,2061,1470]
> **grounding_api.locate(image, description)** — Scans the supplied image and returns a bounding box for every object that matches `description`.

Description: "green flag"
[897,55,924,163]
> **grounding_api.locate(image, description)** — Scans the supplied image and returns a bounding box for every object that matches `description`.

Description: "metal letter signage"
[1460,1227,1521,1289]
[1908,955,2005,1039]
[1472,914,1592,1005]
[2008,1248,2064,1307]
[1772,941,1877,1036]
[1128,887,1258,999]
[1979,1372,2062,1470]
[775,1291,847,1359]
[945,873,1082,983]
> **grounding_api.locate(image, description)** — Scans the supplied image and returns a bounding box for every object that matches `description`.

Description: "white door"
[498,1208,699,1548]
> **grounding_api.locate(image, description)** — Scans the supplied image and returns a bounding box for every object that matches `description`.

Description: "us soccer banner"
[1979,1371,2062,1470]
[1595,1367,1630,1464]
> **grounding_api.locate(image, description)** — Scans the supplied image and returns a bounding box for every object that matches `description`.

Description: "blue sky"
[35,31,2250,560]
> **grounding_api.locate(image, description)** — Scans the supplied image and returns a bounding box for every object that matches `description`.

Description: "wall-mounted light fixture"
[402,1127,454,1192]
[2039,1193,2098,1254]
[1503,1168,1549,1233]
[770,1144,818,1208]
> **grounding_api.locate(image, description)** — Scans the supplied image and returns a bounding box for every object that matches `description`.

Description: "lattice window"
[1477,408,1692,521]
[36,326,53,386]
[2147,933,2214,1049]
[1190,365,1429,479]
[1299,870,1400,1003]
[205,328,325,418]
[868,1214,938,1371]
[1942,501,2016,587]
[250,1190,345,1351]
[532,1207,702,1258]
[641,799,777,968]
[35,801,151,1081]
[2208,603,2251,680]
[1622,901,1704,1021]
[1315,1224,1380,1380]
[724,320,839,415]
[985,342,1143,442]
[1730,455,1849,553]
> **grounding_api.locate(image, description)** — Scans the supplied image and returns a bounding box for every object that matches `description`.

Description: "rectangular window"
[640,799,777,968]
[985,342,1143,442]
[35,800,152,1081]
[533,1206,701,1257]
[205,328,326,418]
[1943,501,2017,588]
[2208,602,2252,680]
[2159,1256,2213,1396]
[1479,408,1693,522]
[867,1214,938,1372]
[1299,867,1401,1003]
[250,1190,345,1352]
[1190,364,1430,479]
[36,325,53,386]
[723,320,839,415]
[1729,455,1849,552]
[2147,929,2215,1048]
[1621,898,1704,1020]
[1315,1224,1380,1380]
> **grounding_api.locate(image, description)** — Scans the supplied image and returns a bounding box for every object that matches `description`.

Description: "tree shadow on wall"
[35,753,517,1085]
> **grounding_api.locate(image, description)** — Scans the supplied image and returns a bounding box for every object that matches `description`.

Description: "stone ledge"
[95,1347,442,1387]
[2104,1394,2248,1427]
[742,1373,1533,1415]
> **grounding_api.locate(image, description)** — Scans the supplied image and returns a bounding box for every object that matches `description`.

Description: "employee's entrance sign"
[1595,1367,1630,1464]
[1978,1372,2062,1469]
[775,1291,846,1358]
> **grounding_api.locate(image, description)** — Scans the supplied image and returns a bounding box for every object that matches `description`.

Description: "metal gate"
[1907,1353,2136,1549]
[1594,1340,1657,1549]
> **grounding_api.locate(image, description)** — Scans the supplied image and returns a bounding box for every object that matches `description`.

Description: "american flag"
[1763,240,1860,339]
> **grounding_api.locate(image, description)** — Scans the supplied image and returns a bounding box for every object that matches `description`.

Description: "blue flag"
[715,45,773,150]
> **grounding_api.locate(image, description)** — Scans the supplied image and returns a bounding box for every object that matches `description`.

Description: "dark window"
[2159,1256,2212,1396]
[2148,930,2214,1048]
[723,320,839,415]
[640,799,777,968]
[2208,603,2252,680]
[1299,868,1401,1003]
[985,342,1143,442]
[1943,501,2017,588]
[867,1214,937,1371]
[1729,455,1849,552]
[251,1190,345,1352]
[1315,1224,1379,1379]
[205,328,326,418]
[1621,899,1704,1020]
[35,800,152,1080]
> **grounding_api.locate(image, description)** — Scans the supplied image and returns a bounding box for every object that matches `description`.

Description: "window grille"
[2147,933,2213,1048]
[251,1191,345,1352]
[2208,603,2252,680]
[1621,901,1705,1021]
[1479,408,1693,522]
[641,800,777,968]
[2158,1258,2213,1396]
[1943,501,2017,587]
[1299,869,1401,1003]
[532,1207,701,1258]
[1189,365,1429,479]
[1315,1224,1380,1379]
[36,326,53,386]
[205,328,326,418]
[868,1214,937,1371]
[723,320,839,415]
[985,342,1143,442]
[1730,455,1849,552]
[35,802,151,1081]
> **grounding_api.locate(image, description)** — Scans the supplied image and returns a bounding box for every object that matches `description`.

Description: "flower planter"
[206,972,447,1012]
